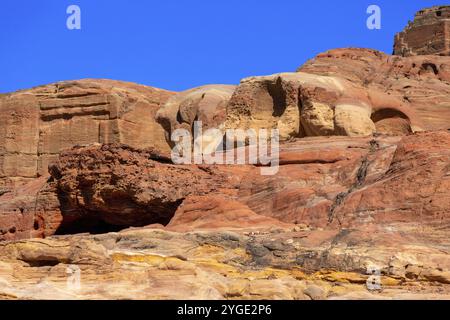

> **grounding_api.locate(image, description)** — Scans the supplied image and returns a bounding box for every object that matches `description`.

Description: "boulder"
[45,143,238,235]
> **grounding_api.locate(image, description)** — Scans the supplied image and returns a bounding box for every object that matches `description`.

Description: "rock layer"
[3,130,450,242]
[299,48,450,131]
[394,6,450,57]
[0,79,174,183]
[0,225,448,299]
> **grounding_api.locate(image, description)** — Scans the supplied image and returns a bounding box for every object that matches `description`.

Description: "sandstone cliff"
[0,6,450,300]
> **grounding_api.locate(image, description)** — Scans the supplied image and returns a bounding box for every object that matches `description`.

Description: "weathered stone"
[1,6,450,300]
[0,226,448,299]
[46,144,236,235]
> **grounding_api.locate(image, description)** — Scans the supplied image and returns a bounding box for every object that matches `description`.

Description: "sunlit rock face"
[225,70,421,141]
[0,79,174,181]
[2,6,450,300]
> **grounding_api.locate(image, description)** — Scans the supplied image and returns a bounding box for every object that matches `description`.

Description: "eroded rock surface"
[299,48,450,131]
[0,226,448,299]
[225,71,422,141]
[47,143,235,235]
[2,130,450,239]
[0,79,174,183]
[1,7,450,300]
[156,85,236,153]
[0,80,175,241]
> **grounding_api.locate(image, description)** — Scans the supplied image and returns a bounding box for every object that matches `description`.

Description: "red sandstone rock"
[156,85,236,148]
[167,195,291,232]
[331,131,450,227]
[0,176,60,241]
[394,6,450,57]
[0,80,175,240]
[0,79,174,183]
[299,48,450,131]
[45,143,240,235]
[2,130,448,240]
[1,6,450,300]
[225,71,422,141]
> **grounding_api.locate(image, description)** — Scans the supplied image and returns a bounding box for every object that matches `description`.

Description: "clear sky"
[0,0,445,93]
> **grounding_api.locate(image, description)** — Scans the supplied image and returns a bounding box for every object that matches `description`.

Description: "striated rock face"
[0,224,448,299]
[225,71,422,140]
[0,79,174,183]
[238,131,450,229]
[46,143,237,235]
[3,130,450,240]
[1,128,450,299]
[394,6,450,57]
[2,6,450,299]
[299,48,450,131]
[0,79,175,241]
[156,85,236,151]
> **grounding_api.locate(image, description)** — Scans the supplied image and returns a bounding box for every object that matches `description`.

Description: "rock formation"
[225,71,422,140]
[0,79,174,184]
[394,6,450,56]
[1,6,450,300]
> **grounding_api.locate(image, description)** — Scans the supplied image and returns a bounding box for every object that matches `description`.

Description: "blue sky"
[0,0,445,93]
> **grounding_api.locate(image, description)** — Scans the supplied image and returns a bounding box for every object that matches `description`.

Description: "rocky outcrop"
[0,225,448,299]
[0,80,175,240]
[299,48,450,131]
[1,112,450,301]
[1,5,450,300]
[238,131,450,229]
[45,143,241,235]
[394,6,450,57]
[0,79,174,184]
[156,85,236,152]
